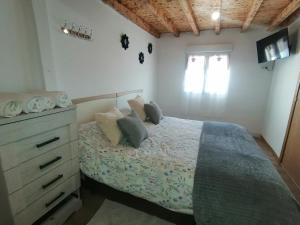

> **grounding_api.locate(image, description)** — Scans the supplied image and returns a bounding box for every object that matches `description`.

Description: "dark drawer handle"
[39,156,62,170]
[45,192,65,208]
[42,174,64,190]
[36,137,60,148]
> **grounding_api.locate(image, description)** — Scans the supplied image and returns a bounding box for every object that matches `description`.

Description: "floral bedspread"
[79,117,203,214]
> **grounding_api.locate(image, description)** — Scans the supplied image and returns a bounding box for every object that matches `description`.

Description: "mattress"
[79,117,203,214]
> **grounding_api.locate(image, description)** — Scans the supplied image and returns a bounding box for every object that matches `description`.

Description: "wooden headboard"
[72,89,143,124]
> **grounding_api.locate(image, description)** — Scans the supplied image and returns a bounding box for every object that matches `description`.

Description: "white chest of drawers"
[0,106,81,225]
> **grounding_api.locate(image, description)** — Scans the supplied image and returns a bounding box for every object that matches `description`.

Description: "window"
[184,54,230,96]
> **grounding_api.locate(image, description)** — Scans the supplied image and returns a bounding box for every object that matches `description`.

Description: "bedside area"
[0,106,81,225]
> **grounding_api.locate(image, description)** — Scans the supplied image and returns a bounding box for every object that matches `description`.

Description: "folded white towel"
[29,91,72,108]
[0,93,22,117]
[17,93,50,113]
[0,91,71,117]
[45,91,72,108]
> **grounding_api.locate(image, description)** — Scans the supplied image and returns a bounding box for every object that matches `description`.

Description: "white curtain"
[182,53,230,121]
[184,56,205,94]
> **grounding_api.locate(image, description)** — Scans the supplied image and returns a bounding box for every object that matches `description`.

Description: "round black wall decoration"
[148,43,153,54]
[139,52,144,64]
[120,34,129,50]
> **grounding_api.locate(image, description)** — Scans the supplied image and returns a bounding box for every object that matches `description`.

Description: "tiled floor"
[64,138,300,225]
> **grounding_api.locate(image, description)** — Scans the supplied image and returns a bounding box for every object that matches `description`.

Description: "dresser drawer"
[0,109,76,146]
[9,158,79,215]
[14,174,80,225]
[0,126,70,171]
[4,143,73,194]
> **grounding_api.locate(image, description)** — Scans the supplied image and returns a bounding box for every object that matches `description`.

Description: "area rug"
[87,199,175,225]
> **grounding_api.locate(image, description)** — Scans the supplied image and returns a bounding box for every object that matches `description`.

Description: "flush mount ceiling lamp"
[211,11,220,21]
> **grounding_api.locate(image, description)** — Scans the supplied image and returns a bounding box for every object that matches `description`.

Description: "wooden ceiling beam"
[281,7,300,27]
[268,0,300,31]
[144,0,180,37]
[242,0,264,32]
[178,0,199,35]
[102,0,160,38]
[215,0,222,35]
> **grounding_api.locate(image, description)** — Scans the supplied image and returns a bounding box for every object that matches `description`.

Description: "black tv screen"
[256,28,290,64]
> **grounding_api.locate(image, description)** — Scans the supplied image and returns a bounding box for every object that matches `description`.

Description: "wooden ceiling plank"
[145,0,180,37]
[102,0,160,38]
[178,0,199,35]
[215,0,222,35]
[242,0,264,32]
[269,0,300,31]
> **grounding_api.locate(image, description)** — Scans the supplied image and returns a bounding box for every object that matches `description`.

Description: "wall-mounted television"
[256,28,290,64]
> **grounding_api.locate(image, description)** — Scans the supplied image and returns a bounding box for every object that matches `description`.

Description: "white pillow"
[128,95,146,121]
[95,107,124,145]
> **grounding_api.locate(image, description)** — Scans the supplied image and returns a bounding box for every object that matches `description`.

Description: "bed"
[75,90,201,214]
[79,116,202,214]
[75,90,300,225]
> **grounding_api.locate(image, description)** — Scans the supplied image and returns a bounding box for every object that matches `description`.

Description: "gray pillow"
[117,111,148,148]
[144,101,163,125]
[150,101,163,119]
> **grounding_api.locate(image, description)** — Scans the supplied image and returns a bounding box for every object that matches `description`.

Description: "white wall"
[0,0,44,92]
[156,29,272,135]
[263,20,300,156]
[33,0,158,101]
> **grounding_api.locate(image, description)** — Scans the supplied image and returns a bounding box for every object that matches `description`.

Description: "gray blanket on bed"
[193,121,300,225]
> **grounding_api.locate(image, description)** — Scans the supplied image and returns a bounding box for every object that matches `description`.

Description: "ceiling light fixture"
[211,11,220,21]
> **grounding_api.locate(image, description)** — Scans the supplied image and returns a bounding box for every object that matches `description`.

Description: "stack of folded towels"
[0,91,72,118]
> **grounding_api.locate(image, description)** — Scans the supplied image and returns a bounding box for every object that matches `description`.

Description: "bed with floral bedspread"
[79,117,203,214]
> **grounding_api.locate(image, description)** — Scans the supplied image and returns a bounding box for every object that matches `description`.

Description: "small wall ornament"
[148,43,153,54]
[139,52,144,64]
[120,34,129,50]
[61,22,93,41]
